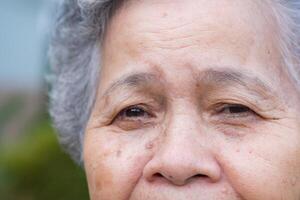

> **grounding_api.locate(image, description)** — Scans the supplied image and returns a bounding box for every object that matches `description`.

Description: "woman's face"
[83,0,300,199]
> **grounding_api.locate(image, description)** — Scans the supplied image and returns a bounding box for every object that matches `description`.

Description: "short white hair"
[48,0,300,164]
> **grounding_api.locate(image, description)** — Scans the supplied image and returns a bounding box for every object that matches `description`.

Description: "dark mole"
[116,150,122,157]
[145,141,154,149]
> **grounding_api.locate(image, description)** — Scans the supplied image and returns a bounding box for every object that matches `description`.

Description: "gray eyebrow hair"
[101,72,159,98]
[199,68,275,95]
[101,68,276,100]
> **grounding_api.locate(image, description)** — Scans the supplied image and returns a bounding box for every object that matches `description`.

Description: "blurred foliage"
[0,112,89,200]
[0,96,23,134]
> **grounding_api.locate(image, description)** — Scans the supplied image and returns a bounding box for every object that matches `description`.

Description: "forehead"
[103,0,280,68]
[105,0,278,53]
[100,0,283,92]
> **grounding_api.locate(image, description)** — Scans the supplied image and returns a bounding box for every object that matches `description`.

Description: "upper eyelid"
[220,104,251,110]
[110,105,155,127]
[208,98,260,111]
[213,103,256,115]
[217,104,265,121]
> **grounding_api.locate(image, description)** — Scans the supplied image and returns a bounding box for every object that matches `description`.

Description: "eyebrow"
[101,72,159,98]
[101,68,276,100]
[199,69,274,95]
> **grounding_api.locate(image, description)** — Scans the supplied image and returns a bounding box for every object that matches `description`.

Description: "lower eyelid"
[113,110,154,125]
[113,118,156,131]
[223,111,253,117]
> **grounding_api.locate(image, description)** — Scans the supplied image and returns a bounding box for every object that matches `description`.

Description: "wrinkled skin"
[83,0,300,199]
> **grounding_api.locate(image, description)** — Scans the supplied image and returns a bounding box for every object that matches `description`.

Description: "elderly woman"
[49,0,300,199]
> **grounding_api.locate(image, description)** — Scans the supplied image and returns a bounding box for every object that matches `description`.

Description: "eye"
[221,104,250,114]
[211,103,260,128]
[120,106,149,118]
[111,105,155,130]
[215,103,256,118]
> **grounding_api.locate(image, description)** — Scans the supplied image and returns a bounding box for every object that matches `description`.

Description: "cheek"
[83,130,154,200]
[218,132,300,200]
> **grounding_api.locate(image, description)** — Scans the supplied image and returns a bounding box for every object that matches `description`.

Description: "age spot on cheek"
[145,141,154,150]
[116,150,122,157]
[291,177,297,186]
[221,187,229,196]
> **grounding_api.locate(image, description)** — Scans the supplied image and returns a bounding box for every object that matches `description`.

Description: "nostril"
[194,174,208,178]
[186,174,210,183]
[153,173,164,178]
[149,173,165,182]
[153,172,175,182]
[152,173,208,182]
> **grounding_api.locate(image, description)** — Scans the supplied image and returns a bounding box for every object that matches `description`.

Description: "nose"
[143,114,221,186]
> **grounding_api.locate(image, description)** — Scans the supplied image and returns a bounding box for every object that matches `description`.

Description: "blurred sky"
[0,0,56,90]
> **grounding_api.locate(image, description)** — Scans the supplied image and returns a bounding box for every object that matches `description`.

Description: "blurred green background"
[0,0,90,199]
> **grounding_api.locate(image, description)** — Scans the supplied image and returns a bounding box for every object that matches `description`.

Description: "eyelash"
[110,104,155,130]
[118,105,152,118]
[213,103,258,118]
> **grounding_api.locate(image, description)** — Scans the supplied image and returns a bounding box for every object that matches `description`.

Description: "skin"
[83,0,300,199]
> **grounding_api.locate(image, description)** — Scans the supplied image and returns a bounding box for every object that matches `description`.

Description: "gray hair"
[48,0,300,164]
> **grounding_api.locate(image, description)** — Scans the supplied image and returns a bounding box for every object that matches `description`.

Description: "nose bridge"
[160,107,205,162]
[142,103,221,186]
[164,102,204,146]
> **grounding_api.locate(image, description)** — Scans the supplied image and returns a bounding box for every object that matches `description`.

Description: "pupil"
[229,106,249,113]
[125,108,144,117]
